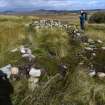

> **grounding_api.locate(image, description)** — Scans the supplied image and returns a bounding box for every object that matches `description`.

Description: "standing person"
[0,71,14,105]
[80,10,88,30]
[80,10,88,21]
[80,12,85,30]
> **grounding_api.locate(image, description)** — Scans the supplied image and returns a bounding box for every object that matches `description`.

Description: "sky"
[0,0,105,11]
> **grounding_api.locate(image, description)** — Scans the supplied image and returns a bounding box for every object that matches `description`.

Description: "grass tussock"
[12,66,105,105]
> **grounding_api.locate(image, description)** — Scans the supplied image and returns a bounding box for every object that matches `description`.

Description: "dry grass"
[0,13,105,105]
[86,23,105,41]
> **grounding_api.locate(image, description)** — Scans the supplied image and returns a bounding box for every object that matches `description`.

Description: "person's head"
[81,13,84,16]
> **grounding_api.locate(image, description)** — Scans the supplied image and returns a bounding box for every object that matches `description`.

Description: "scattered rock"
[85,47,93,51]
[10,48,18,53]
[28,77,39,91]
[11,67,19,75]
[101,47,105,50]
[0,64,12,78]
[88,38,94,43]
[92,53,96,56]
[97,72,105,78]
[29,68,41,78]
[97,40,103,44]
[89,70,96,77]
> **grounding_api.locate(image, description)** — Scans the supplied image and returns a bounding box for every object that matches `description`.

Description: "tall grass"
[0,15,105,105]
[0,21,25,66]
[0,15,39,66]
[86,23,105,41]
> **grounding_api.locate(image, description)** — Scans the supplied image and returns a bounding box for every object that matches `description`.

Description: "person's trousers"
[80,22,85,30]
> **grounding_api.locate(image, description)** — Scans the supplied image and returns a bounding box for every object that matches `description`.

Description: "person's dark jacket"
[0,77,13,97]
[81,12,88,21]
[0,71,14,105]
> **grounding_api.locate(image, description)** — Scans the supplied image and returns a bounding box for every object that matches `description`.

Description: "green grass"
[13,66,105,105]
[0,14,105,105]
[0,20,25,66]
[0,15,39,66]
[86,23,105,41]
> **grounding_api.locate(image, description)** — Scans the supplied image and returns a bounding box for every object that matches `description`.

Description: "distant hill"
[0,9,105,15]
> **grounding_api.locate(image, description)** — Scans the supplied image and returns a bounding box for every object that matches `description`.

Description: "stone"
[88,39,94,43]
[28,77,39,91]
[0,64,12,78]
[97,72,105,78]
[97,40,103,44]
[10,48,18,52]
[85,47,93,51]
[92,53,96,56]
[20,45,26,54]
[11,67,19,75]
[101,47,105,50]
[29,68,41,77]
[89,70,96,77]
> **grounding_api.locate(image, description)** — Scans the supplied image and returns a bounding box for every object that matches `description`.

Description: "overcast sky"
[0,0,105,11]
